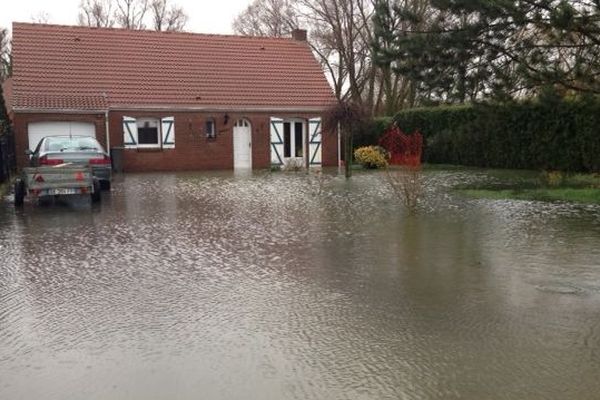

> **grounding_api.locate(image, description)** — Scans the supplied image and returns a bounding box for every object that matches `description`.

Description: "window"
[205,119,216,139]
[234,119,250,127]
[283,122,291,158]
[123,116,175,149]
[137,118,160,147]
[44,136,101,152]
[283,121,304,158]
[294,122,303,157]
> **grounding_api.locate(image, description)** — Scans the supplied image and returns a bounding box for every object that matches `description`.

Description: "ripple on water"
[0,169,600,400]
[534,284,585,295]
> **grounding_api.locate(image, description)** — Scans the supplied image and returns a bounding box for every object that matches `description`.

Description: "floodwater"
[1,169,600,400]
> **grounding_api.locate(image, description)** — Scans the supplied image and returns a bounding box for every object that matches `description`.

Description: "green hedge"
[360,97,600,172]
[353,117,393,149]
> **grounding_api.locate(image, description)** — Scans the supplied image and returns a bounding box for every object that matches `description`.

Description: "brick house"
[3,23,338,172]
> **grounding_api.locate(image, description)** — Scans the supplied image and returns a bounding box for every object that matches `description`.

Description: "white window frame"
[282,119,306,160]
[136,117,162,149]
[205,118,216,139]
[234,119,250,128]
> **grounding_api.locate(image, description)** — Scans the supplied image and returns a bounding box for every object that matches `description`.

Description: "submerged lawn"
[454,169,600,204]
[461,187,600,204]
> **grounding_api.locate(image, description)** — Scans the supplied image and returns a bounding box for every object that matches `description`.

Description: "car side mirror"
[25,149,33,156]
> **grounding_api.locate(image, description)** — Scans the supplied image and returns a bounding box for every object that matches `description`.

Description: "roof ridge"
[12,21,302,43]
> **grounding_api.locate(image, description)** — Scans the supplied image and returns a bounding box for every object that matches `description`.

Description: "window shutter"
[162,116,175,149]
[270,117,284,166]
[308,118,322,165]
[123,116,138,148]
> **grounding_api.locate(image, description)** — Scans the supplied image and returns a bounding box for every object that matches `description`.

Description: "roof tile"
[12,23,336,111]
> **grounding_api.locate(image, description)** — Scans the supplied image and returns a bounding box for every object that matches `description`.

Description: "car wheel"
[91,179,101,203]
[14,179,25,207]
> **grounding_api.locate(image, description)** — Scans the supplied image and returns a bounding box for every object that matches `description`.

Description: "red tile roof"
[15,93,109,111]
[11,23,336,112]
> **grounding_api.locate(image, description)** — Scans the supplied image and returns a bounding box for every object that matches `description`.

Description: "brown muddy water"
[1,169,600,400]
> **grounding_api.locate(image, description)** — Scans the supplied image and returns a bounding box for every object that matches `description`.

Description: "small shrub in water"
[309,168,327,196]
[385,166,423,213]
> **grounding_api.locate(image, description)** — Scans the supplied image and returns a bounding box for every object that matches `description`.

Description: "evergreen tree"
[0,83,8,136]
[372,0,600,104]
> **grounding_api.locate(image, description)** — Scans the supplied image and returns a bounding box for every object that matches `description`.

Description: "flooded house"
[4,23,338,172]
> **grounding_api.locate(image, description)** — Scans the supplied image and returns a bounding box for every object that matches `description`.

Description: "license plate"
[48,188,79,195]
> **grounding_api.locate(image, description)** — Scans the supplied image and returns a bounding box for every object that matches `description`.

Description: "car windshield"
[45,137,102,152]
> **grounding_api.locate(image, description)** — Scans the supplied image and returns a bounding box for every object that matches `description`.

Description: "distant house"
[4,23,338,171]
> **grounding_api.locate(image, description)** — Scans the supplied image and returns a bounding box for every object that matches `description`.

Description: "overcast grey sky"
[1,0,251,34]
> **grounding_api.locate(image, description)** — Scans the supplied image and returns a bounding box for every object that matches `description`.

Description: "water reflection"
[1,169,600,399]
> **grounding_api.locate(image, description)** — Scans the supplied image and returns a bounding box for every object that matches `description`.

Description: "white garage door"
[28,122,96,151]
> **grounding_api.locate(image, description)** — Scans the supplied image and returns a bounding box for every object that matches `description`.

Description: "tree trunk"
[344,131,353,178]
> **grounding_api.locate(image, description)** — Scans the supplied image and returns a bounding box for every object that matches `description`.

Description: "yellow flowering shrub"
[354,146,388,169]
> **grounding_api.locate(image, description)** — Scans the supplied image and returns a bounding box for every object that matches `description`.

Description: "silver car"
[27,135,112,190]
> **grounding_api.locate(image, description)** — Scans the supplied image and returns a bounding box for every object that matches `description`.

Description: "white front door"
[233,119,252,169]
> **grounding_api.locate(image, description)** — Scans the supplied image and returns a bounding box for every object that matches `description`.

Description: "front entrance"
[269,117,321,168]
[233,119,252,169]
[282,120,304,160]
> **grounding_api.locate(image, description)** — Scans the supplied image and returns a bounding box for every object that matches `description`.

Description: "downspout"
[104,109,110,151]
[103,93,110,151]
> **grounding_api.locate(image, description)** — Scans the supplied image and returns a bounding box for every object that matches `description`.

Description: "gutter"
[109,105,330,113]
[13,105,331,114]
[13,108,108,114]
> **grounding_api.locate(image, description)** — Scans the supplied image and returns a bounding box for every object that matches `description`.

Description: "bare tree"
[0,28,11,82]
[77,0,187,31]
[233,0,384,114]
[300,0,378,111]
[114,0,148,29]
[232,0,353,102]
[31,11,51,23]
[232,0,299,37]
[150,0,188,31]
[78,0,114,27]
[307,14,347,100]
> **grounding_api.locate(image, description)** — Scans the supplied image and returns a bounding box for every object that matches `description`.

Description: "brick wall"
[13,110,338,171]
[109,110,338,172]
